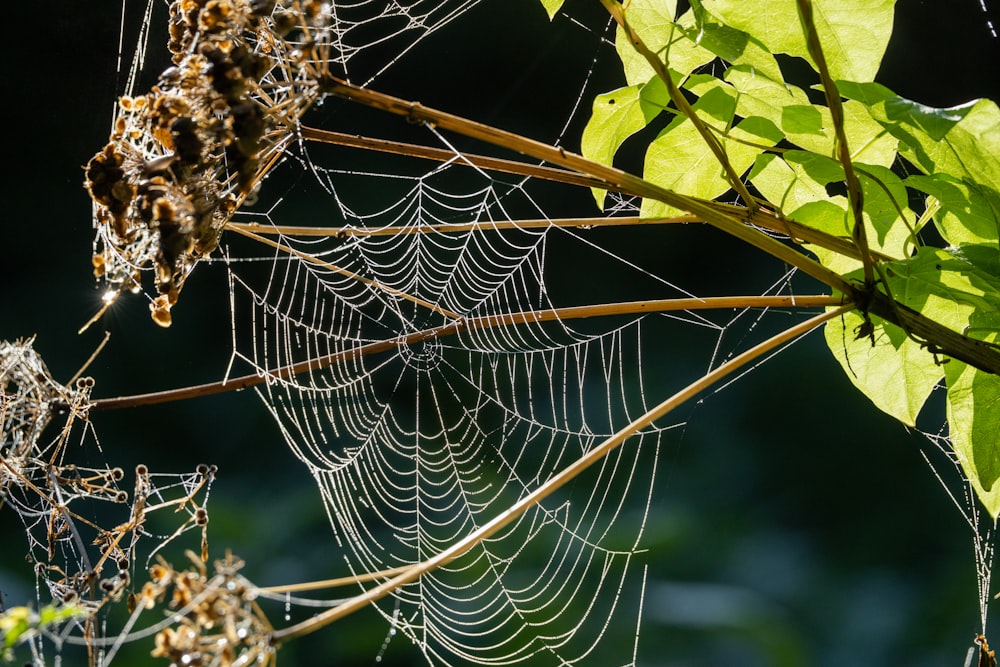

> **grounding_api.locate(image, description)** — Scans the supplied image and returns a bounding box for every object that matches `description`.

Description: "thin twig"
[299,126,614,191]
[226,215,700,237]
[258,565,419,593]
[88,295,843,410]
[68,332,111,385]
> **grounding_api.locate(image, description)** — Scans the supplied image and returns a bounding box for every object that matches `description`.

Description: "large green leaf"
[946,358,1000,518]
[700,0,895,82]
[839,82,1000,250]
[825,311,941,428]
[907,174,1000,247]
[846,246,1000,517]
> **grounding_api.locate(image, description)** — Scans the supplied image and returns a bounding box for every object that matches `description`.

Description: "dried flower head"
[85,0,334,326]
[145,551,274,667]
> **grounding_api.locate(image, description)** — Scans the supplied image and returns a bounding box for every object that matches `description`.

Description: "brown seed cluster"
[85,0,334,326]
[142,551,273,667]
[2,339,217,619]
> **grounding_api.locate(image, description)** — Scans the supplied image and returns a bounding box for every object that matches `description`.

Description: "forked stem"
[314,77,1000,375]
[269,303,853,644]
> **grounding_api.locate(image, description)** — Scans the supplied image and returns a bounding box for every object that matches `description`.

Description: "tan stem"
[299,126,613,191]
[225,215,699,237]
[88,295,842,410]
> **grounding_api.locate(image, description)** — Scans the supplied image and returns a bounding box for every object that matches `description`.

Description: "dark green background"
[2,1,999,665]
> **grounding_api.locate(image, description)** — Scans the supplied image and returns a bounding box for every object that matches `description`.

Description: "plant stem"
[88,295,842,410]
[268,303,853,645]
[225,215,700,237]
[299,125,613,191]
[795,0,874,287]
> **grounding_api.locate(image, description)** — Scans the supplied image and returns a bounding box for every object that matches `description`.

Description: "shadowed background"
[2,1,999,665]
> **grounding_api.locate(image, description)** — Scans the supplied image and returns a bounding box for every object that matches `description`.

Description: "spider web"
[90,1,880,665]
[208,7,804,666]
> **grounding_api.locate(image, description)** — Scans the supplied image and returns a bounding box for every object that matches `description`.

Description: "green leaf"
[946,358,1000,519]
[725,69,897,164]
[841,84,1000,250]
[616,3,716,86]
[751,150,911,265]
[824,244,1000,516]
[889,98,1000,186]
[899,246,1000,518]
[1,607,32,650]
[701,0,895,82]
[581,79,669,207]
[781,104,825,135]
[749,152,830,212]
[833,245,1000,517]
[686,0,784,82]
[907,174,1000,247]
[538,0,564,20]
[884,247,1000,334]
[825,311,941,427]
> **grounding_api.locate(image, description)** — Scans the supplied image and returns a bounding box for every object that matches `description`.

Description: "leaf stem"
[796,0,873,287]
